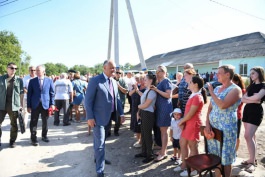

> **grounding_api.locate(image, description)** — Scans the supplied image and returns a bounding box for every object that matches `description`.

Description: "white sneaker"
[175,159,182,165]
[180,169,198,177]
[173,166,184,172]
[133,142,142,148]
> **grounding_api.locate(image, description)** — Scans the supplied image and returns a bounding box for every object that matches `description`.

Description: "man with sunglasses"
[0,62,24,148]
[22,66,36,128]
[113,69,128,136]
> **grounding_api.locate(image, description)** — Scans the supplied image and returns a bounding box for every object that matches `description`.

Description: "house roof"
[133,32,265,70]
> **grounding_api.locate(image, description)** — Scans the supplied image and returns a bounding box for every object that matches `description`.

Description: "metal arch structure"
[107,0,147,71]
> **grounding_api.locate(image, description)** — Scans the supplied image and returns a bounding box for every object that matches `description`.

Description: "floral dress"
[207,84,241,165]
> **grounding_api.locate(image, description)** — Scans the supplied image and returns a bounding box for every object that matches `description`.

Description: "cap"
[170,108,182,117]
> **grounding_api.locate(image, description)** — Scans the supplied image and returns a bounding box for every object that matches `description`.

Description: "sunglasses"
[116,72,121,74]
[31,70,36,71]
[9,67,18,70]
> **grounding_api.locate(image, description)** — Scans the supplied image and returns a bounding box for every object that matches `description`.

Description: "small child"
[170,108,182,165]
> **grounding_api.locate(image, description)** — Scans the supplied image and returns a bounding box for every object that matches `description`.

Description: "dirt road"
[0,101,264,177]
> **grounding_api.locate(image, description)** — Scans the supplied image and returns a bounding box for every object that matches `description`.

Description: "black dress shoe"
[63,122,71,126]
[142,156,154,163]
[54,123,59,126]
[31,140,39,146]
[42,137,49,142]
[105,159,111,165]
[135,153,147,158]
[97,173,104,177]
[94,159,111,165]
[114,132,119,136]
[9,141,16,148]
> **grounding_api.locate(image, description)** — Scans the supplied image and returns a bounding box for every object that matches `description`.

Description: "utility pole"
[107,0,113,61]
[113,0,119,68]
[107,0,147,71]
[125,0,146,71]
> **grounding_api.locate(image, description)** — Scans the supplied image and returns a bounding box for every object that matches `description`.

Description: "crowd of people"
[0,61,264,177]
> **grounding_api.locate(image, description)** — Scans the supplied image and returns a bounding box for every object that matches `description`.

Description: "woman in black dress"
[242,66,265,173]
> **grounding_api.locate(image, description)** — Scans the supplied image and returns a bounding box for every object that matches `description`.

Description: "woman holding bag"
[135,74,157,163]
[205,65,242,177]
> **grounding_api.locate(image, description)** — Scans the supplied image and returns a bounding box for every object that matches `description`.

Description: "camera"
[137,118,141,125]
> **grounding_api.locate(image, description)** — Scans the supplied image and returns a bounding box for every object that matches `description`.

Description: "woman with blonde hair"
[205,65,242,177]
[151,65,173,161]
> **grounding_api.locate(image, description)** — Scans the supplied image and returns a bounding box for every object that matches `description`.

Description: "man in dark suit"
[27,65,55,146]
[85,60,124,177]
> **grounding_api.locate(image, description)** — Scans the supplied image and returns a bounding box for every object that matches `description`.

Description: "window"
[239,64,248,77]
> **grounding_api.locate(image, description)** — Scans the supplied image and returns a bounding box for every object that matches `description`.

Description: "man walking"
[54,73,73,126]
[22,66,36,128]
[27,65,55,146]
[85,60,120,177]
[0,62,24,148]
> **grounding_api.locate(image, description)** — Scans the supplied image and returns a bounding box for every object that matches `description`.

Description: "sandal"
[241,159,258,167]
[241,160,249,165]
[154,151,160,156]
[154,154,168,162]
[245,163,255,173]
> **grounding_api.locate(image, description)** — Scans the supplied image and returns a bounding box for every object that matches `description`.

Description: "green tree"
[19,52,31,76]
[123,62,134,70]
[44,62,68,76]
[0,31,29,75]
[55,63,68,75]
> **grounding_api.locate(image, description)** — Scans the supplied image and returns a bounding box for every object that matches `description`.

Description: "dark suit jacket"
[27,77,55,110]
[85,73,118,126]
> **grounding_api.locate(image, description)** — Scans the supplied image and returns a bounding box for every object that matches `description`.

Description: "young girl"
[174,76,207,177]
[170,108,183,165]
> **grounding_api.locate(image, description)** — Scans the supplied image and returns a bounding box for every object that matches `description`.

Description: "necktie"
[108,78,114,112]
[39,78,43,90]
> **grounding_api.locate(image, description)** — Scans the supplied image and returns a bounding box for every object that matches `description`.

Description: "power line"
[210,0,265,21]
[0,0,18,7]
[0,0,51,19]
[166,0,222,33]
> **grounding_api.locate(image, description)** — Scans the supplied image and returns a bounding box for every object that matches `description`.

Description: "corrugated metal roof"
[133,32,265,70]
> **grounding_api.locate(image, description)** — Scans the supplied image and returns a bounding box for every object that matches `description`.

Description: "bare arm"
[243,89,265,102]
[117,82,128,94]
[138,99,153,110]
[172,93,178,98]
[205,102,212,133]
[150,85,171,99]
[208,84,242,109]
[178,105,199,126]
[129,87,136,96]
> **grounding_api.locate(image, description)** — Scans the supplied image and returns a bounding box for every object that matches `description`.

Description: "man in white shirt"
[22,66,36,128]
[54,73,73,126]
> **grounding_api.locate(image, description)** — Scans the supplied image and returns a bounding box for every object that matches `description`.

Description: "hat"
[80,75,87,81]
[170,108,182,117]
[68,69,77,73]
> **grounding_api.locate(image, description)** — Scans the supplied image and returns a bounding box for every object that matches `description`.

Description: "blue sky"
[1,0,265,68]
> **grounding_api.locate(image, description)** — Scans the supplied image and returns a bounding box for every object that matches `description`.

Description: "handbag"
[203,128,215,140]
[18,110,25,134]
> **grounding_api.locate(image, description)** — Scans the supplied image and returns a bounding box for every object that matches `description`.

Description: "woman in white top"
[135,74,157,163]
